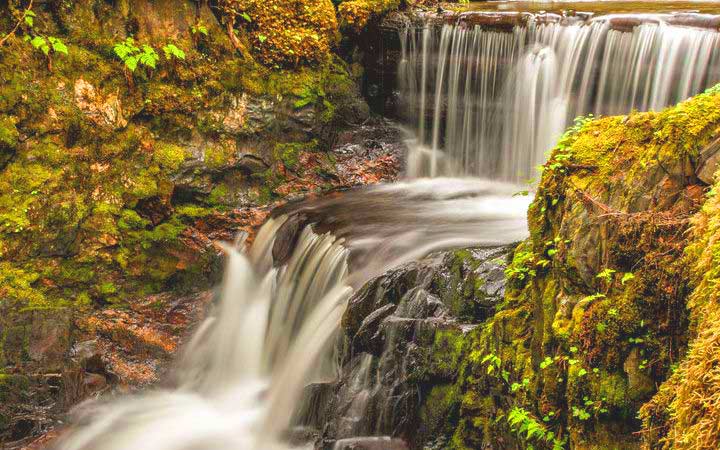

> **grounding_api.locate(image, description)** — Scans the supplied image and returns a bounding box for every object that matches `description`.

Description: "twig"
[0,0,34,47]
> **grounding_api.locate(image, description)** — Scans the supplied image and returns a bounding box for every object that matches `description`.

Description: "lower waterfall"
[52,180,530,450]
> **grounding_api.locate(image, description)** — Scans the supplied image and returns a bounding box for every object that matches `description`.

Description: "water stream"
[53,5,720,450]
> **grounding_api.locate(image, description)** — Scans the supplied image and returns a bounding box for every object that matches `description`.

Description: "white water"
[51,9,720,450]
[56,224,352,450]
[400,16,720,182]
[54,179,530,450]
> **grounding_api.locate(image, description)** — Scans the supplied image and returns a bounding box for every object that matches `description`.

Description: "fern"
[507,407,566,449]
[162,43,186,61]
[114,38,159,72]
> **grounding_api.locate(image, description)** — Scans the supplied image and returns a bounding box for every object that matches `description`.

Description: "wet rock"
[333,437,409,450]
[310,245,514,449]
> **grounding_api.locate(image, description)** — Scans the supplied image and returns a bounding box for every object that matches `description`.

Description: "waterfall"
[399,15,720,182]
[55,221,352,450]
[53,179,530,450]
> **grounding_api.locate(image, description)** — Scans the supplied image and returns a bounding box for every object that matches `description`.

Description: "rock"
[0,305,74,373]
[696,136,720,184]
[73,79,127,130]
[309,246,514,448]
[333,437,410,450]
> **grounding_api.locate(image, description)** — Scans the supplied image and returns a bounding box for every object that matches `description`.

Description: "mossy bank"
[0,0,406,443]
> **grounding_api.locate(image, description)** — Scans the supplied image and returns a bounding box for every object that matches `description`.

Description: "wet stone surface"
[301,245,515,450]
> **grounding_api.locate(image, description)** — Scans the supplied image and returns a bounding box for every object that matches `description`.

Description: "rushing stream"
[53,5,720,450]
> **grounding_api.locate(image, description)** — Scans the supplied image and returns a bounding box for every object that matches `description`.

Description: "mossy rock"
[338,0,402,33]
[219,0,338,67]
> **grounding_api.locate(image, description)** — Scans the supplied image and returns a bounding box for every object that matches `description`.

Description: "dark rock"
[696,136,720,184]
[333,437,409,450]
[307,245,514,449]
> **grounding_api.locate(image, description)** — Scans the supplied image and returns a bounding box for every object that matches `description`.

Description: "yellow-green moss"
[219,0,338,67]
[337,0,401,33]
[153,142,189,171]
[0,115,19,151]
[443,87,720,449]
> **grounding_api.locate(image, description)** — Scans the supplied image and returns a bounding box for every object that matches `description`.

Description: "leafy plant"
[23,9,36,27]
[27,35,67,56]
[505,250,539,283]
[481,353,502,375]
[596,268,616,283]
[511,378,530,393]
[540,356,554,370]
[162,43,186,61]
[114,38,159,86]
[2,6,67,70]
[114,38,159,72]
[621,272,635,285]
[572,406,591,421]
[507,407,566,449]
[191,23,209,36]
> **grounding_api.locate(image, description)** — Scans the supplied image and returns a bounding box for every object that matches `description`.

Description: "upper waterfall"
[398,10,720,181]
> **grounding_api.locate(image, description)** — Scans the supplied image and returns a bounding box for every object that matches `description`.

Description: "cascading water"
[399,13,720,181]
[49,5,720,450]
[54,222,353,450]
[52,180,530,450]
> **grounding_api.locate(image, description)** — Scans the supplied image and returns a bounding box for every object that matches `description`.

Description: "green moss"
[153,142,188,171]
[175,205,214,219]
[434,82,720,450]
[337,0,401,32]
[0,374,30,403]
[0,115,19,151]
[208,184,230,206]
[219,0,338,67]
[205,142,235,169]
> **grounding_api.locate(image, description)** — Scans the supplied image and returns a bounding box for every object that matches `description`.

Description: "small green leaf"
[621,272,635,285]
[241,12,252,22]
[124,56,138,72]
[49,37,68,55]
[24,9,36,27]
[258,34,268,43]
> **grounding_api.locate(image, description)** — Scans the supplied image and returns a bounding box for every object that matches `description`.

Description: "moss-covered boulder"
[440,86,720,449]
[0,0,376,441]
[318,86,720,450]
